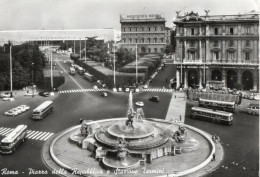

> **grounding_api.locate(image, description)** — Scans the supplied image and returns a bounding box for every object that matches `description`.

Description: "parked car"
[149,96,160,102]
[4,109,18,116]
[39,92,50,97]
[12,108,23,114]
[3,97,15,101]
[0,92,11,98]
[247,103,259,115]
[135,101,144,107]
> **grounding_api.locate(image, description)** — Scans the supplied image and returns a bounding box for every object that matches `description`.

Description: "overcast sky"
[0,0,259,30]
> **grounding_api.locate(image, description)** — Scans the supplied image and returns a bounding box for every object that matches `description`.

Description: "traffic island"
[42,118,223,177]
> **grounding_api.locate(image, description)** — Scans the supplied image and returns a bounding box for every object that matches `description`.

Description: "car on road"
[93,85,98,89]
[20,105,30,111]
[39,92,50,97]
[3,97,15,101]
[247,104,259,115]
[101,92,108,97]
[25,92,37,96]
[4,109,19,116]
[13,107,23,114]
[135,101,144,107]
[1,92,11,98]
[149,96,160,102]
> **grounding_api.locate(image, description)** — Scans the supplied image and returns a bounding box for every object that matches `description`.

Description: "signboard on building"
[121,14,165,20]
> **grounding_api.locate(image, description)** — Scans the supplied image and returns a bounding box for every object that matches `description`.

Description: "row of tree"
[0,43,45,91]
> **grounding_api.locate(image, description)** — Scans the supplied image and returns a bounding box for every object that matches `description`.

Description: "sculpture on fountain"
[117,137,128,158]
[80,120,93,137]
[173,126,187,143]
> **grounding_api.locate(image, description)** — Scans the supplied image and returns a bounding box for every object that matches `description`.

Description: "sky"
[0,0,259,31]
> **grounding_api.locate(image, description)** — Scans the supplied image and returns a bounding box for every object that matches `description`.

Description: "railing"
[183,59,202,63]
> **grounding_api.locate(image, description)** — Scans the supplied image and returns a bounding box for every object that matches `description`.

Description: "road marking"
[30,131,43,139]
[2,129,12,136]
[36,132,48,140]
[0,128,9,134]
[1,128,11,135]
[27,131,40,138]
[56,61,83,89]
[43,133,54,141]
[39,132,52,140]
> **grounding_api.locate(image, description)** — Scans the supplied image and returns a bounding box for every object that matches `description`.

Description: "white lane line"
[26,131,35,138]
[56,61,83,89]
[2,129,13,136]
[0,128,8,134]
[27,131,39,139]
[35,132,48,140]
[1,128,11,135]
[31,132,45,140]
[43,133,54,141]
[30,131,43,139]
[39,132,51,140]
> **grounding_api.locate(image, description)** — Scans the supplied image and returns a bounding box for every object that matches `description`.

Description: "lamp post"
[136,44,138,85]
[10,44,13,97]
[32,62,34,98]
[112,42,117,92]
[85,37,87,62]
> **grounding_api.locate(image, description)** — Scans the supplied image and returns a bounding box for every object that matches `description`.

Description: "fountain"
[68,91,200,171]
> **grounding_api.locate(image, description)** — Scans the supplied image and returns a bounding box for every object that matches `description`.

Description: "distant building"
[114,30,121,42]
[173,11,259,90]
[119,14,166,54]
[165,27,173,45]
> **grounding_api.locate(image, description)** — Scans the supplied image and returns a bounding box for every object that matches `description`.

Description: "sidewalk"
[165,91,186,123]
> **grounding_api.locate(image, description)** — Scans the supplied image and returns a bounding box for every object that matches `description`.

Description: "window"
[123,28,125,32]
[245,40,250,46]
[160,48,164,53]
[141,38,144,43]
[135,27,138,31]
[190,52,195,60]
[129,38,132,43]
[191,28,195,35]
[213,52,219,60]
[148,27,151,31]
[230,28,234,35]
[142,27,144,31]
[154,48,157,53]
[154,38,157,43]
[129,27,132,31]
[229,40,234,47]
[214,28,218,35]
[123,38,126,43]
[160,38,164,43]
[148,48,151,53]
[228,52,235,60]
[213,40,219,47]
[245,53,250,60]
[148,38,151,43]
[190,41,195,47]
[161,27,164,31]
[246,26,251,34]
[154,27,157,31]
[135,39,138,43]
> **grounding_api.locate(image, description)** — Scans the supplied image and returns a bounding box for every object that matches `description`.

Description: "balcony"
[183,59,202,64]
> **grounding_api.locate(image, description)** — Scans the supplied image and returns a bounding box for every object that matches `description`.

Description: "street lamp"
[32,62,35,98]
[10,44,13,97]
[112,42,117,92]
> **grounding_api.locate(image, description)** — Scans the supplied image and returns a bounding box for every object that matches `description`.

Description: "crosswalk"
[58,88,108,94]
[0,127,54,141]
[142,88,174,93]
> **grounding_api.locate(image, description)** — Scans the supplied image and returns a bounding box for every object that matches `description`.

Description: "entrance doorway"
[188,69,198,88]
[242,70,253,90]
[226,70,237,89]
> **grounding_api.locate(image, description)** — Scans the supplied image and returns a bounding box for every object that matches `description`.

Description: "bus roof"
[191,106,233,116]
[33,101,53,112]
[1,125,27,143]
[84,72,93,76]
[199,98,235,105]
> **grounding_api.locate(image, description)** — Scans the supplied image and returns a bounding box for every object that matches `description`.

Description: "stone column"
[199,40,202,60]
[222,40,226,63]
[253,69,258,91]
[199,69,203,88]
[176,69,180,88]
[199,27,202,36]
[237,40,241,63]
[206,69,211,86]
[254,40,258,63]
[184,69,188,89]
[206,25,210,36]
[222,69,227,88]
[237,70,242,85]
[184,40,187,61]
[206,40,210,62]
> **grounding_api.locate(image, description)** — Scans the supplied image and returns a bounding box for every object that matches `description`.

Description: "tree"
[116,48,135,68]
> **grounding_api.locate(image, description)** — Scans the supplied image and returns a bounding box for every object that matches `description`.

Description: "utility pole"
[204,40,206,87]
[50,41,53,91]
[113,42,117,92]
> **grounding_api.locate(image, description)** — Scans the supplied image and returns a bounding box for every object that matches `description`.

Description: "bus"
[190,107,233,125]
[1,125,27,154]
[69,67,75,76]
[78,67,85,75]
[247,103,259,115]
[84,72,95,82]
[33,101,54,119]
[199,98,235,112]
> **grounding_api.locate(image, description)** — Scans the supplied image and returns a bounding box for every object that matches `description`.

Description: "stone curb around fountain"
[44,118,223,177]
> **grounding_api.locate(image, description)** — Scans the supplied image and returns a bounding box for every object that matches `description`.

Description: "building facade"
[173,11,259,90]
[120,14,166,54]
[165,27,173,45]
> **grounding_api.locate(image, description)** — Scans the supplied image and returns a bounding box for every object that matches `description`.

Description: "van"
[247,104,259,115]
[69,67,75,75]
[149,96,160,102]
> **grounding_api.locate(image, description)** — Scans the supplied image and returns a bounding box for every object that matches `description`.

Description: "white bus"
[1,125,27,154]
[84,72,95,82]
[69,67,75,76]
[199,98,235,112]
[190,107,233,125]
[33,101,54,119]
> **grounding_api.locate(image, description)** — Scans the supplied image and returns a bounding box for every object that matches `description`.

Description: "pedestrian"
[212,153,216,161]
